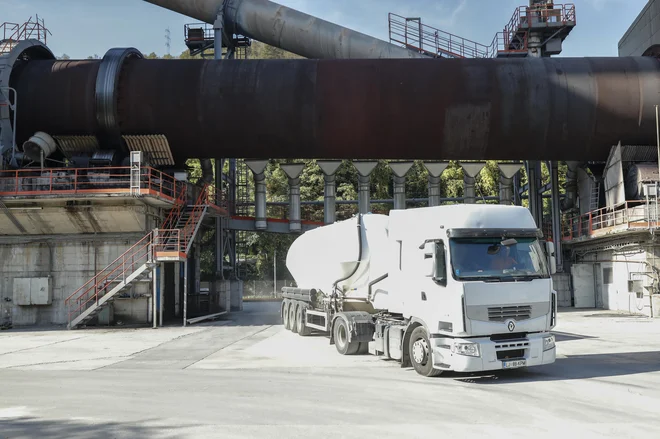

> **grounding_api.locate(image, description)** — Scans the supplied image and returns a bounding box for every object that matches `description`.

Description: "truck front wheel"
[333,317,359,355]
[409,327,442,377]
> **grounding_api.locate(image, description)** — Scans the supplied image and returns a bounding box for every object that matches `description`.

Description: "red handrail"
[65,232,154,325]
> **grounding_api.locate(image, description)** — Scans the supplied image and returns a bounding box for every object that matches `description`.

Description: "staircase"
[65,184,213,329]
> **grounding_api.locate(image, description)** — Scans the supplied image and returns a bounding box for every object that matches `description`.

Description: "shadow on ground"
[451,350,660,384]
[0,416,177,439]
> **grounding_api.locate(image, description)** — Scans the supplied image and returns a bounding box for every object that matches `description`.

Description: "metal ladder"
[130,151,142,197]
[235,159,251,279]
[589,179,600,211]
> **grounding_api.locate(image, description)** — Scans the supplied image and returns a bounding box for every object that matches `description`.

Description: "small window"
[397,240,402,270]
[603,267,613,284]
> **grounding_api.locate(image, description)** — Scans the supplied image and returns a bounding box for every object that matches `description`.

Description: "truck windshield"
[449,237,549,281]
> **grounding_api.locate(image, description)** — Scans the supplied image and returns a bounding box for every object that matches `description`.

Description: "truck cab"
[385,204,557,375]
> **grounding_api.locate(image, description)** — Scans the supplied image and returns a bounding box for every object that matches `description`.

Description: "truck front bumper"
[431,332,556,373]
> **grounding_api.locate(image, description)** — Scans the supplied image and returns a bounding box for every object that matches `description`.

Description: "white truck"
[281,204,557,377]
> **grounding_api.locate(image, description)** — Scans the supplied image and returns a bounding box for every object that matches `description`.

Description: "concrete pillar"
[353,161,379,214]
[498,163,523,205]
[424,162,449,207]
[317,161,342,224]
[159,263,165,327]
[390,162,414,210]
[245,160,269,231]
[280,163,306,233]
[549,161,563,271]
[461,162,486,204]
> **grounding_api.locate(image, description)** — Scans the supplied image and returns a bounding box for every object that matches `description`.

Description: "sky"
[0,0,650,59]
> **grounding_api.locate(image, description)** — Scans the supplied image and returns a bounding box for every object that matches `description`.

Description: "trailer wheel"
[296,303,312,336]
[289,301,299,334]
[282,300,291,330]
[409,326,442,377]
[333,317,359,355]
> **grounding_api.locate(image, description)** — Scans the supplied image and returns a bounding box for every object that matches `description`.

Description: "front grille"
[490,332,527,342]
[497,349,525,360]
[488,305,532,322]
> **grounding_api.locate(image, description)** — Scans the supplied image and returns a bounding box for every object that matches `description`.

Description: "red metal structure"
[0,16,50,55]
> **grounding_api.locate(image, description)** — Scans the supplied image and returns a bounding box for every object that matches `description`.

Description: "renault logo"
[507,320,516,332]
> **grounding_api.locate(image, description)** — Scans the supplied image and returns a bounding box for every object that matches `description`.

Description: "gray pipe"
[317,161,342,224]
[461,163,485,205]
[354,162,378,215]
[424,162,449,207]
[143,0,424,60]
[280,163,305,233]
[390,162,414,210]
[498,163,523,205]
[245,160,269,230]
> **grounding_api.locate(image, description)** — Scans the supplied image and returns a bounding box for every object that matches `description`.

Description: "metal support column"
[317,161,342,224]
[245,160,269,231]
[461,163,486,204]
[424,162,449,207]
[549,161,563,271]
[183,259,188,327]
[174,262,180,317]
[513,172,522,206]
[390,162,414,210]
[159,263,165,327]
[281,163,306,233]
[215,158,224,278]
[353,161,379,215]
[526,161,543,226]
[213,6,225,60]
[498,163,523,205]
[152,266,158,329]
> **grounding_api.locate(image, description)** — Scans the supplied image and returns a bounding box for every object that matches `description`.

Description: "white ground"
[1,303,660,438]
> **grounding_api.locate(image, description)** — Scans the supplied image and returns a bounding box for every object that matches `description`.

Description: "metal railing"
[388,13,490,58]
[388,4,575,59]
[0,17,50,54]
[0,166,187,202]
[65,232,154,326]
[561,201,655,241]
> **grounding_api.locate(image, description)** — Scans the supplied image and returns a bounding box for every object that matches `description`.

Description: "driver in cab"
[489,245,517,271]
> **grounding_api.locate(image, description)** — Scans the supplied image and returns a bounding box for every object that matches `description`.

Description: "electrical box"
[13,277,52,306]
[628,279,644,294]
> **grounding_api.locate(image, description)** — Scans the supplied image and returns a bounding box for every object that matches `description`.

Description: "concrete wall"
[573,248,655,317]
[0,234,151,326]
[552,272,572,307]
[619,0,660,56]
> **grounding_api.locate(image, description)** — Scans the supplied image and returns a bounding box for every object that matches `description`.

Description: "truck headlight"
[543,335,555,351]
[451,342,480,357]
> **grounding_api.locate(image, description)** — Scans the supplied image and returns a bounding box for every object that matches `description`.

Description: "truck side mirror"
[545,241,557,275]
[422,250,434,277]
[434,241,447,286]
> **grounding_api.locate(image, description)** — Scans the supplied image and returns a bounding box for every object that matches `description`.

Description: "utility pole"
[165,27,171,56]
[273,249,277,297]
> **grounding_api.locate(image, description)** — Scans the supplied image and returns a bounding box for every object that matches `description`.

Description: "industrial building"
[0,0,659,329]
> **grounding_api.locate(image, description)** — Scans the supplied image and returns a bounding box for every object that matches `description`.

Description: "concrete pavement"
[1,303,660,438]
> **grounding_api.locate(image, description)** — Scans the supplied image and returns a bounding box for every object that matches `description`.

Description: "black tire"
[296,303,312,336]
[282,300,291,330]
[289,301,299,333]
[333,317,360,355]
[409,326,442,377]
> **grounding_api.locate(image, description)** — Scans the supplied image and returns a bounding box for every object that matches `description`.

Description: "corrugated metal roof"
[123,135,175,166]
[53,135,99,158]
[619,145,658,162]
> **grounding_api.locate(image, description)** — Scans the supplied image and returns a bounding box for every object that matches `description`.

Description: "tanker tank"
[285,214,391,311]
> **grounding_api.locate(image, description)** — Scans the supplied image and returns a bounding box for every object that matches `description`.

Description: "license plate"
[503,359,527,369]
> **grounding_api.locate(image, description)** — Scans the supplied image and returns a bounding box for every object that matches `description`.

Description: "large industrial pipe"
[11,56,660,163]
[143,0,423,60]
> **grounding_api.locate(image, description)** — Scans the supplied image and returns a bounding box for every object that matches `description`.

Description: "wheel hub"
[412,338,429,365]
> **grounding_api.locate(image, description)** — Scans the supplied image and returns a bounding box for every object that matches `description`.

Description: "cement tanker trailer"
[281,204,558,377]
